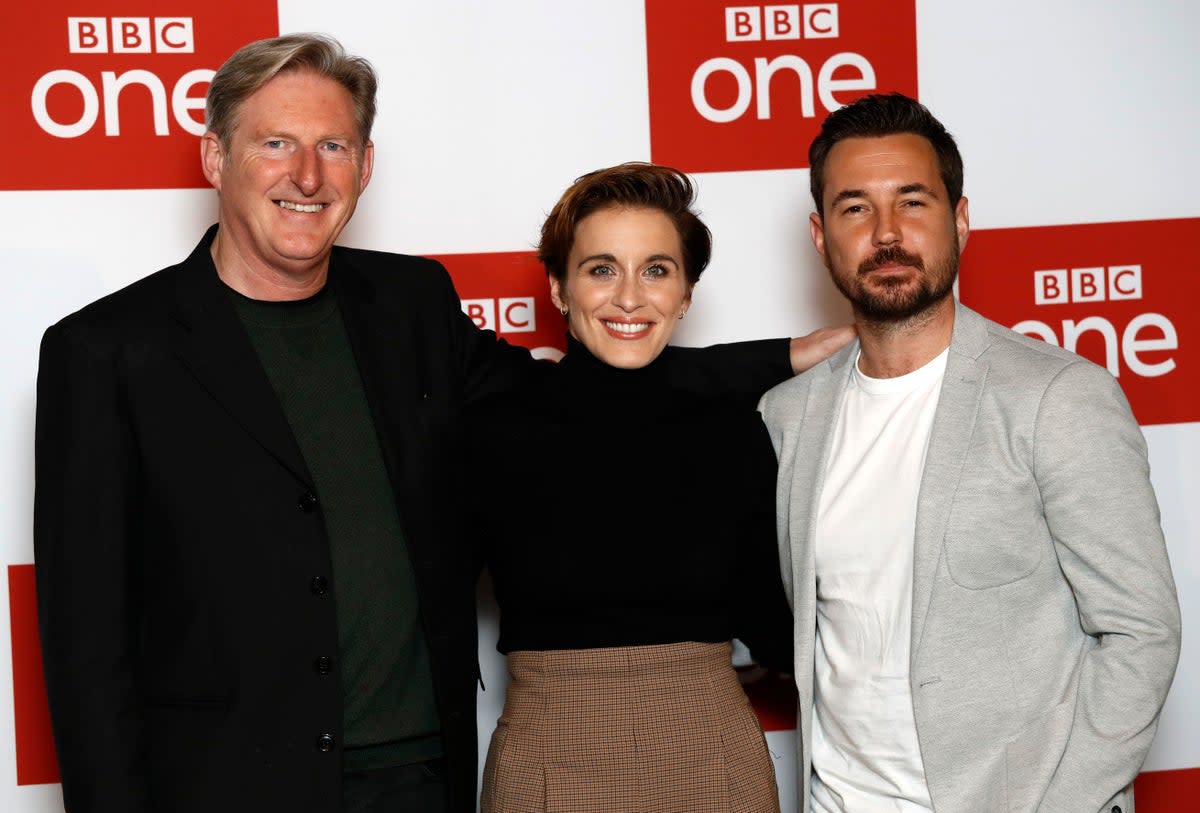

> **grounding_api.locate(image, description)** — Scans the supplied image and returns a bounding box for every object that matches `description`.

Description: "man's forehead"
[822,133,944,204]
[244,69,339,106]
[826,133,939,175]
[232,70,359,136]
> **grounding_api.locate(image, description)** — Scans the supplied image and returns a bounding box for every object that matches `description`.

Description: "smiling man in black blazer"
[35,33,517,813]
[34,32,850,813]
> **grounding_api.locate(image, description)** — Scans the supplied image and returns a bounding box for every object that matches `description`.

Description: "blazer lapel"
[330,252,427,504]
[333,253,424,400]
[168,229,313,488]
[784,341,855,800]
[911,303,990,652]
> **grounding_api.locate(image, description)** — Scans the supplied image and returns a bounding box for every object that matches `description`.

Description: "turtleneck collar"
[551,333,678,407]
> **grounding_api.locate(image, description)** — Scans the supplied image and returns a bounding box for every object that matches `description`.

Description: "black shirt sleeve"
[731,415,794,674]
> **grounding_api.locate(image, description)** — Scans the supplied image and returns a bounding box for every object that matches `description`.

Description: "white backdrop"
[1,1,1196,810]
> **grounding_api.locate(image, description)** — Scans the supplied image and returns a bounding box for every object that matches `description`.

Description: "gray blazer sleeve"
[1033,361,1181,811]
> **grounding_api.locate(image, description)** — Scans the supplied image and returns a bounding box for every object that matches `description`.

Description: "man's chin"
[270,238,336,266]
[855,289,952,323]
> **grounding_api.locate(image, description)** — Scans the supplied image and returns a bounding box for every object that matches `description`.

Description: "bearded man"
[759,93,1180,813]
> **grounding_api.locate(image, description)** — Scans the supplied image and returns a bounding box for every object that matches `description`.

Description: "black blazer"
[34,226,541,813]
[34,226,791,813]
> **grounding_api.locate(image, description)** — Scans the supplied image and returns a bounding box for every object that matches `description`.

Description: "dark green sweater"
[231,283,441,771]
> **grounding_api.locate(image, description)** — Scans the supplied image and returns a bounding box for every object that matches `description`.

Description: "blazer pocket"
[944,510,1047,590]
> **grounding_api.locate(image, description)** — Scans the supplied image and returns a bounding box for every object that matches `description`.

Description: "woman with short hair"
[468,162,793,813]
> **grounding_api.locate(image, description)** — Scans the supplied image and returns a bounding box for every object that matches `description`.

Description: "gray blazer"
[759,302,1180,813]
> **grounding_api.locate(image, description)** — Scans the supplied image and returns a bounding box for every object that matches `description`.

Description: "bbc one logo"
[960,219,1195,427]
[693,5,868,124]
[33,18,208,139]
[69,17,195,52]
[1,4,277,190]
[645,0,917,173]
[1015,265,1177,379]
[726,4,838,40]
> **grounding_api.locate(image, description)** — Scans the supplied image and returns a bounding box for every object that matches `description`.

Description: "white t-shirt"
[810,349,948,813]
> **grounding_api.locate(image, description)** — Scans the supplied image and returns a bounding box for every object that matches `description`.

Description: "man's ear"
[358,140,374,192]
[954,196,970,254]
[200,132,224,190]
[809,211,828,260]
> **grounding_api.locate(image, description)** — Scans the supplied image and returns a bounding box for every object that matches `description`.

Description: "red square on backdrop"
[959,218,1198,426]
[645,1,918,174]
[8,565,59,786]
[431,251,568,360]
[0,1,278,190]
[1134,767,1200,812]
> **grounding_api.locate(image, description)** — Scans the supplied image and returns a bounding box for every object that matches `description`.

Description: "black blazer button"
[316,733,335,752]
[1111,807,1122,813]
[310,576,329,595]
[298,493,318,512]
[314,656,333,675]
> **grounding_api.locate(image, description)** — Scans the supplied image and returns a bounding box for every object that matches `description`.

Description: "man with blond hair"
[35,33,492,813]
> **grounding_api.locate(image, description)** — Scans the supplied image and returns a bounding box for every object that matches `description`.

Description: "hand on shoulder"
[789,324,856,374]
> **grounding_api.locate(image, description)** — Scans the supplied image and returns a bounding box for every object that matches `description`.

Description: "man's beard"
[830,244,958,322]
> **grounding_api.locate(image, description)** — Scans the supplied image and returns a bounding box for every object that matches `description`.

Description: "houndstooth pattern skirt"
[480,641,781,813]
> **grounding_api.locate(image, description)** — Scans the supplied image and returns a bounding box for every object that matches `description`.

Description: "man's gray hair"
[205,33,377,148]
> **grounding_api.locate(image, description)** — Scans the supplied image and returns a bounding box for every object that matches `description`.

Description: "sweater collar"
[553,333,677,407]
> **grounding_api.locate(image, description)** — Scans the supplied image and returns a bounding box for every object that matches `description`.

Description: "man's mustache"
[858,246,924,275]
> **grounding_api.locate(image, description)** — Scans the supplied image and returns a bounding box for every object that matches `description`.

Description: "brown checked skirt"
[480,641,780,813]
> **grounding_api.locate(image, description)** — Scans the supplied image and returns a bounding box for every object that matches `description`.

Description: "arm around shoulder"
[671,324,853,403]
[669,338,792,402]
[425,260,538,404]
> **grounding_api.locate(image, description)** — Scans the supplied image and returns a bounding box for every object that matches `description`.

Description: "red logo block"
[0,1,278,190]
[959,218,1199,426]
[431,251,568,360]
[1135,767,1200,812]
[645,1,917,173]
[737,665,797,732]
[8,564,60,785]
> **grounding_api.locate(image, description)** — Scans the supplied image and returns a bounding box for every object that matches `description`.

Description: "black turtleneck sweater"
[465,337,793,672]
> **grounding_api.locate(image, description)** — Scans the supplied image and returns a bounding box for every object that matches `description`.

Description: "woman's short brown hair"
[538,163,712,286]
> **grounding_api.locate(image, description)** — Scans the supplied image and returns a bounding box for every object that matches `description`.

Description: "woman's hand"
[789,324,857,374]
